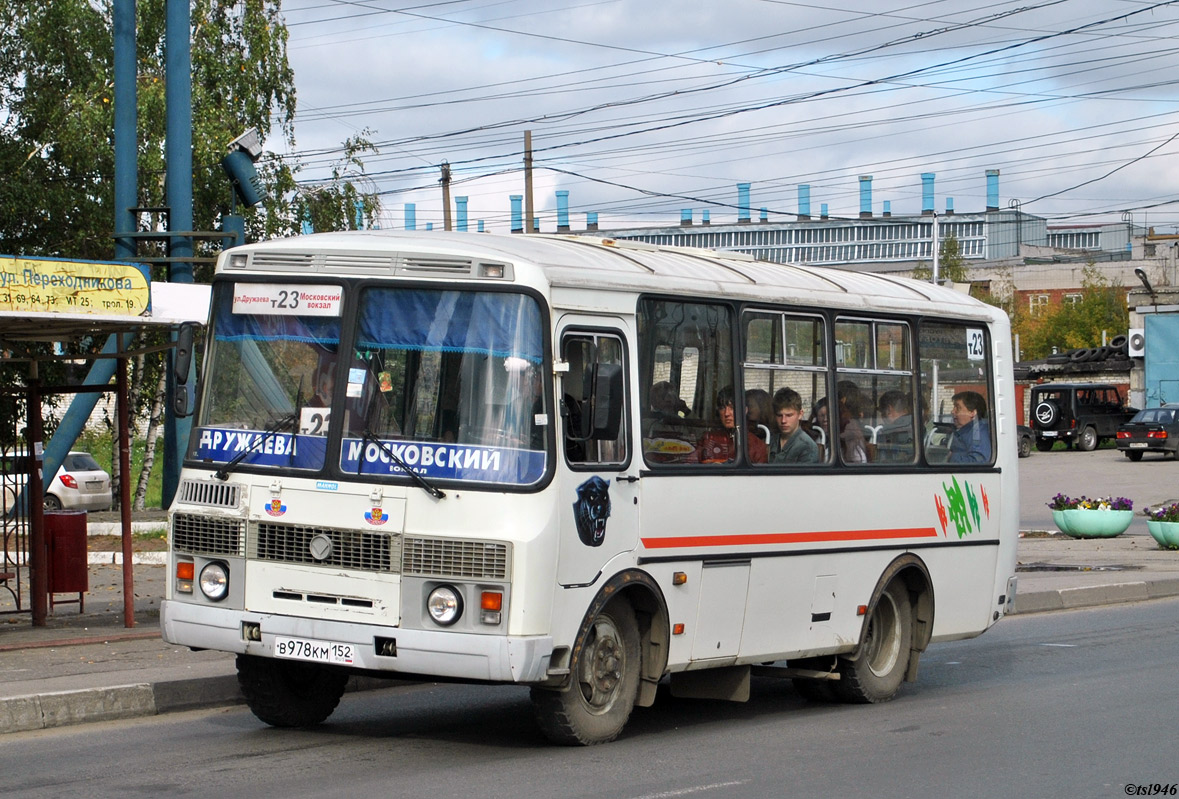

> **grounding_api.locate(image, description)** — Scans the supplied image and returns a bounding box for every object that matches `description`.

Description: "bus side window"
[562,332,628,466]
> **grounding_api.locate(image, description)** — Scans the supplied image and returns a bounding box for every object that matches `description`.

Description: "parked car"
[1116,405,1179,461]
[1017,425,1034,458]
[1,450,112,512]
[1029,382,1138,452]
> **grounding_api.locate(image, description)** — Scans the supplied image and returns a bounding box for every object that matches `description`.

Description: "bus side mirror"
[175,322,196,383]
[172,322,198,418]
[588,363,623,440]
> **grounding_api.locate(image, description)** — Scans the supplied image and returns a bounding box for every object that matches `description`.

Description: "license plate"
[1130,442,1149,448]
[86,481,104,489]
[274,635,355,665]
[1042,431,1057,437]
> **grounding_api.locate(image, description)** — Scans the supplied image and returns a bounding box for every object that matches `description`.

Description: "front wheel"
[1018,435,1032,458]
[835,581,913,704]
[1077,426,1098,452]
[236,655,349,728]
[531,601,641,745]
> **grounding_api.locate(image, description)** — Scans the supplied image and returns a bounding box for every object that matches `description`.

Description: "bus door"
[556,322,639,587]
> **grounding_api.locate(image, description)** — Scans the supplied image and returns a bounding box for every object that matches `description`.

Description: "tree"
[911,234,970,284]
[1016,264,1129,360]
[0,1,379,501]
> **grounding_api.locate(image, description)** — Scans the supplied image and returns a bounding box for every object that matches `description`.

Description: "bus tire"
[835,581,913,704]
[531,600,640,745]
[236,654,348,728]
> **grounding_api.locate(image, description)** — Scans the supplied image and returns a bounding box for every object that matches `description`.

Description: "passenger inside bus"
[697,386,768,464]
[769,387,819,464]
[745,388,774,446]
[875,390,915,463]
[836,381,869,463]
[948,390,992,463]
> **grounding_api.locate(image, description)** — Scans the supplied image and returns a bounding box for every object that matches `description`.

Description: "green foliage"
[1017,265,1129,360]
[912,234,970,284]
[78,429,164,509]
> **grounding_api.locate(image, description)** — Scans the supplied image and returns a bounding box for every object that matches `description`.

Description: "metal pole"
[441,162,453,232]
[28,371,47,626]
[164,0,194,508]
[113,0,137,262]
[118,355,135,627]
[932,213,940,284]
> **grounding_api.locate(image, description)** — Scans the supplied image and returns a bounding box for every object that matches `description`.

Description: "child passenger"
[769,388,820,464]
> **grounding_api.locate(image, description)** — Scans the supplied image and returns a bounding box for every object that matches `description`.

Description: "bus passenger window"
[919,322,994,466]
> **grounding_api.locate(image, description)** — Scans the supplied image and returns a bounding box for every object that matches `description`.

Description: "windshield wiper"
[215,412,298,481]
[360,428,446,500]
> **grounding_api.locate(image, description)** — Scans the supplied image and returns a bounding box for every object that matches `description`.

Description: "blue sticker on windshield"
[340,438,545,485]
[195,427,327,470]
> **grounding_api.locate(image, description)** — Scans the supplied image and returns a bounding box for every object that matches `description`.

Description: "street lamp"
[1134,267,1157,302]
[221,128,265,208]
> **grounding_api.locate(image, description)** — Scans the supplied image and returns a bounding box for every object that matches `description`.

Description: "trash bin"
[46,509,88,599]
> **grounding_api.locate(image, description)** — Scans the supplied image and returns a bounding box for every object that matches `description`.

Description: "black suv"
[1030,382,1138,452]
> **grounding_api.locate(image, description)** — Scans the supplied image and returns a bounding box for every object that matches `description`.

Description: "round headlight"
[426,585,463,626]
[199,562,229,601]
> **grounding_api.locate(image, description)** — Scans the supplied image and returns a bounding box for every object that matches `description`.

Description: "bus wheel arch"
[836,555,933,703]
[531,570,668,745]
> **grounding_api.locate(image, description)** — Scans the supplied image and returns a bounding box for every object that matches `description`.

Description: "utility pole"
[440,162,453,231]
[524,131,535,233]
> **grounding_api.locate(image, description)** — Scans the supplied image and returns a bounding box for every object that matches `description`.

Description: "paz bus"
[161,231,1019,745]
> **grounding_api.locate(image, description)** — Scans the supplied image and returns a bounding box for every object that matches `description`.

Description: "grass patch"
[75,430,165,510]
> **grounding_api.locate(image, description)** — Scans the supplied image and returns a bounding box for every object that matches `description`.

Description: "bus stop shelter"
[0,256,208,627]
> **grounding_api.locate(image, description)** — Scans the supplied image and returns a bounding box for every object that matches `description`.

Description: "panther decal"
[573,476,611,547]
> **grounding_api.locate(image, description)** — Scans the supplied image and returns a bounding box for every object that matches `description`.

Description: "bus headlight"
[426,585,463,626]
[199,562,229,602]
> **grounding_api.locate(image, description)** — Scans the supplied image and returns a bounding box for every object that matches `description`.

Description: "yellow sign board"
[0,255,151,315]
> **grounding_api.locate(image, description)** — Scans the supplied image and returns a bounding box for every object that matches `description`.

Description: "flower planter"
[1056,509,1133,538]
[1146,520,1179,548]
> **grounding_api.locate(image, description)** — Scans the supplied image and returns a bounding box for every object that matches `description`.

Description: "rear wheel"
[236,655,348,727]
[43,494,62,511]
[1077,426,1098,452]
[835,581,913,704]
[1018,435,1033,458]
[1035,438,1055,452]
[531,600,640,745]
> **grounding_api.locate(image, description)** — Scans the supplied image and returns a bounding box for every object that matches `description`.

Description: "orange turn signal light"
[672,623,685,635]
[176,562,195,581]
[481,591,503,612]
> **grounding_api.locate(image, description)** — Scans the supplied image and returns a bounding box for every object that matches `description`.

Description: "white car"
[1,450,113,513]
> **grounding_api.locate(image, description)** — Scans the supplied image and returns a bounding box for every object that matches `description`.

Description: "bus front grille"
[177,479,240,509]
[253,522,398,573]
[172,513,245,556]
[402,537,509,580]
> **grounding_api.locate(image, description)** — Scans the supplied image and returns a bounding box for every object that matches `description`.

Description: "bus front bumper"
[160,599,554,684]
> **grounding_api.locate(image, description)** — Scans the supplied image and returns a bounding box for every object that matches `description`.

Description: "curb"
[1011,578,1179,614]
[0,672,396,735]
[87,521,168,536]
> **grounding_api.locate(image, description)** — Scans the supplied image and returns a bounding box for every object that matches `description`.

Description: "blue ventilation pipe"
[859,176,873,218]
[556,191,570,231]
[921,173,935,215]
[510,196,523,233]
[405,203,416,230]
[798,185,811,220]
[702,210,711,225]
[681,209,693,226]
[455,196,468,232]
[737,183,751,223]
[986,169,1000,211]
[586,212,599,231]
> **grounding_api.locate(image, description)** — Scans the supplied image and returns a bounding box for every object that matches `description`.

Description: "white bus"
[161,232,1019,745]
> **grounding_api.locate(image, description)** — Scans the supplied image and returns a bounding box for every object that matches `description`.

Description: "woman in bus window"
[948,390,992,463]
[697,386,768,464]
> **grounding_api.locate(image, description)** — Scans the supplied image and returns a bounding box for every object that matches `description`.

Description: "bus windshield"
[191,282,548,487]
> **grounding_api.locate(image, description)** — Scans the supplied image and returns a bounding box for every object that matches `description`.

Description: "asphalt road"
[3,598,1176,799]
[1018,444,1179,533]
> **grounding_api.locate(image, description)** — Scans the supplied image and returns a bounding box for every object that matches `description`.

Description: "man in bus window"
[697,386,768,464]
[769,387,819,464]
[948,390,992,463]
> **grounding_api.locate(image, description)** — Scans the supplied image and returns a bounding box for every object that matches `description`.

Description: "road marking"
[633,781,748,799]
[1038,643,1077,647]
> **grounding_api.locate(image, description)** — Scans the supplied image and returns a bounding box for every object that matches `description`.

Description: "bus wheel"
[531,600,640,745]
[835,581,913,704]
[236,654,348,727]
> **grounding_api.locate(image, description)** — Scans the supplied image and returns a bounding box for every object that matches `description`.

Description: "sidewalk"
[3,529,1179,736]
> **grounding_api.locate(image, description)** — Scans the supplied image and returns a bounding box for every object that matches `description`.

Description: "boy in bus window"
[697,386,768,464]
[876,390,915,463]
[769,387,819,464]
[948,390,992,463]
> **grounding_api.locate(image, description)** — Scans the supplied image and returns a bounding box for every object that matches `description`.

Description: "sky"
[273,0,1179,234]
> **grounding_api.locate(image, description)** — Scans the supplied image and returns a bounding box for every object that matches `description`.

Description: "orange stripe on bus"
[640,527,939,549]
